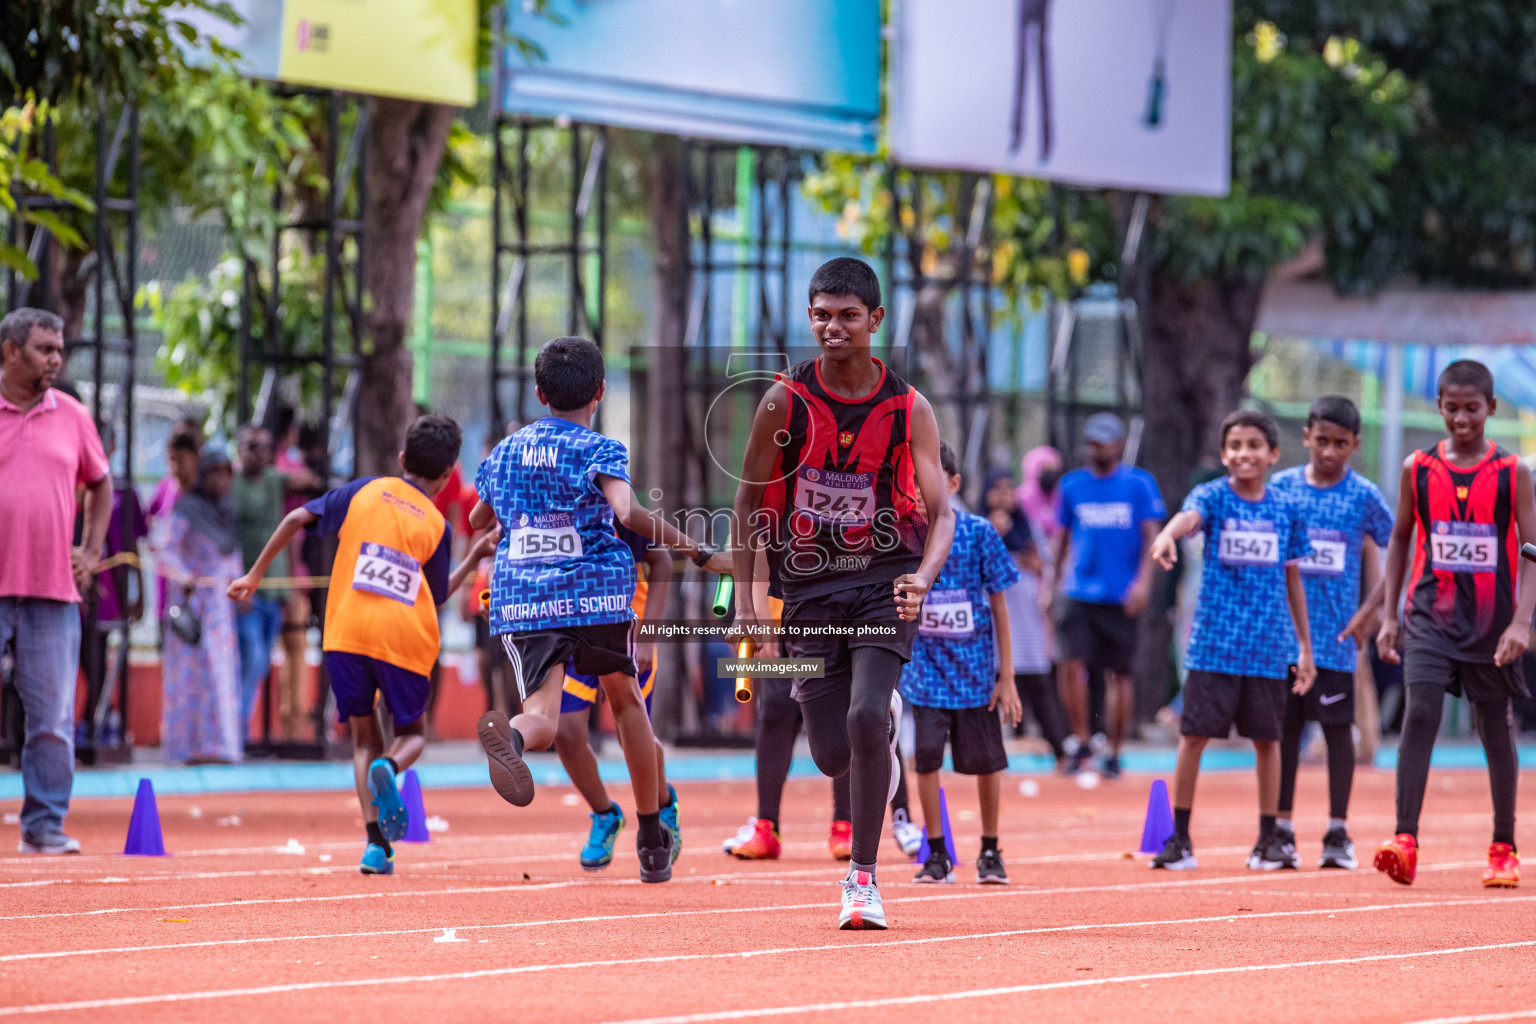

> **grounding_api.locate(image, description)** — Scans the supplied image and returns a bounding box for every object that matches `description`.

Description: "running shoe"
[367,758,409,842]
[1061,735,1082,775]
[359,842,394,875]
[1247,832,1295,871]
[661,785,682,865]
[1374,833,1417,885]
[638,829,674,883]
[839,869,887,930]
[1319,827,1358,870]
[1150,834,1197,870]
[1483,843,1520,888]
[721,817,758,855]
[477,710,534,807]
[829,819,853,861]
[728,817,781,860]
[975,847,1009,885]
[890,808,924,858]
[1100,753,1123,780]
[1272,825,1301,869]
[887,690,904,804]
[16,832,81,855]
[914,845,954,884]
[580,802,625,871]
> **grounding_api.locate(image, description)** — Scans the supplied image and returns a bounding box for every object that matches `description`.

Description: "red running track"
[2,765,1534,1023]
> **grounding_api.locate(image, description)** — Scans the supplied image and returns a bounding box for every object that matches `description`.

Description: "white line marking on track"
[5,892,1529,970]
[5,927,1534,1015]
[1398,1013,1536,1024]
[594,941,1536,1024]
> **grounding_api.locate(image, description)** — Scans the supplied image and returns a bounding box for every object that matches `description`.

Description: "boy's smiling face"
[1438,383,1494,445]
[808,292,882,363]
[1221,425,1280,485]
[1302,419,1359,479]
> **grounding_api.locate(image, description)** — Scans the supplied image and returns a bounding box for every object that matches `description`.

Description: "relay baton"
[734,639,753,703]
[711,574,734,617]
[1523,543,1536,564]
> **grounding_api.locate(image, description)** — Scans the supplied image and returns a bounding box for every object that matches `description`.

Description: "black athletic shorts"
[1056,599,1137,675]
[1403,643,1530,703]
[1181,670,1286,742]
[500,622,636,701]
[1286,666,1355,725]
[912,703,1009,776]
[782,581,913,703]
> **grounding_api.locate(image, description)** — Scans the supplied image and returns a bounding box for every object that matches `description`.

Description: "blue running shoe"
[368,759,408,842]
[580,803,625,871]
[360,843,394,875]
[660,784,682,865]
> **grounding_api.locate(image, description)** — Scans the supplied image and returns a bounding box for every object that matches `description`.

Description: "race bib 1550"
[507,511,583,564]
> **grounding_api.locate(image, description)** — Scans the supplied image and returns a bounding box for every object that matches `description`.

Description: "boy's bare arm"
[895,393,956,620]
[732,383,790,639]
[987,590,1022,725]
[469,499,497,532]
[228,507,318,601]
[1495,461,1536,666]
[1285,564,1315,693]
[1376,459,1418,665]
[1151,509,1202,569]
[598,475,733,575]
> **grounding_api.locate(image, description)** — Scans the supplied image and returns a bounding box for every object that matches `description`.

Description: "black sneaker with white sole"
[1272,825,1301,869]
[1319,827,1358,870]
[914,846,955,883]
[975,848,1009,884]
[1247,832,1297,870]
[1150,834,1197,870]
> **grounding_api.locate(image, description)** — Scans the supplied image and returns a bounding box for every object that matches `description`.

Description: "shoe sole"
[359,863,393,875]
[913,873,955,884]
[16,843,81,855]
[729,848,780,860]
[639,847,672,883]
[368,761,409,842]
[580,860,613,871]
[1151,857,1198,870]
[977,875,1010,885]
[1482,876,1519,888]
[477,711,534,807]
[1374,847,1415,885]
[839,910,888,930]
[1320,856,1358,870]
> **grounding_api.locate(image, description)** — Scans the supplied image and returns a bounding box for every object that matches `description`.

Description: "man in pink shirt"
[0,308,111,854]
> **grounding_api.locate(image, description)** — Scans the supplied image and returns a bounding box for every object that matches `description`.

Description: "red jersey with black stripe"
[762,357,927,601]
[1405,441,1521,661]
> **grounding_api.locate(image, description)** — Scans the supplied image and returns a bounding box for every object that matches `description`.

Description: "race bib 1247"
[351,543,422,606]
[794,467,875,525]
[1430,521,1497,574]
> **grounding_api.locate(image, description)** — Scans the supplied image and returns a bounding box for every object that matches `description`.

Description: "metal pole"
[91,105,107,424]
[569,124,581,336]
[320,91,340,481]
[593,126,608,434]
[515,121,530,423]
[1380,343,1405,503]
[490,118,505,431]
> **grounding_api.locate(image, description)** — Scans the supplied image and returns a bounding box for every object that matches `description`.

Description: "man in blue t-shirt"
[469,336,732,884]
[901,442,1022,885]
[1053,413,1166,778]
[1270,396,1394,872]
[1149,409,1316,873]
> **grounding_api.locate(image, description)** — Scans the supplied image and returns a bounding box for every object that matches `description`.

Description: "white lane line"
[1399,1013,1536,1024]
[6,885,1529,968]
[5,925,1534,1016]
[595,941,1536,1024]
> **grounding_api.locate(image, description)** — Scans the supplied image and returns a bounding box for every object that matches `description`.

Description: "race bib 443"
[1430,521,1497,573]
[352,543,422,606]
[1218,518,1279,567]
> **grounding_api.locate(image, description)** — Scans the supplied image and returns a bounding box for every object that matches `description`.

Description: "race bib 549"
[919,588,975,638]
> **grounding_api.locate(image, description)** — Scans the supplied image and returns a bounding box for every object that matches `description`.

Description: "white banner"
[890,0,1232,196]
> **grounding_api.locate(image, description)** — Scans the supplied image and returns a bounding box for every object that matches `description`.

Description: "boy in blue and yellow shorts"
[554,522,681,870]
[230,415,493,875]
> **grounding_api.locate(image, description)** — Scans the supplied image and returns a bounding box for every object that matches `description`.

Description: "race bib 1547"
[1430,521,1497,574]
[1218,518,1279,567]
[351,543,422,606]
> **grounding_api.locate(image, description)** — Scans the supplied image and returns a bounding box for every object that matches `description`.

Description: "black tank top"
[762,357,927,601]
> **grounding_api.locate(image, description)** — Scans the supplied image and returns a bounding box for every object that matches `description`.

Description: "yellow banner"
[277,0,477,107]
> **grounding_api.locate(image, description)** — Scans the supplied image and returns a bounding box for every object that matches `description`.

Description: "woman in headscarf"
[985,468,1071,766]
[1017,446,1064,545]
[156,447,244,764]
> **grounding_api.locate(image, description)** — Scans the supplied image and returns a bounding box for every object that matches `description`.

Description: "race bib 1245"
[1430,521,1497,574]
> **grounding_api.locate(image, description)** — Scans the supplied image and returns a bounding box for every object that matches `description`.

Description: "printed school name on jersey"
[1074,501,1134,530]
[500,593,632,623]
[519,444,561,468]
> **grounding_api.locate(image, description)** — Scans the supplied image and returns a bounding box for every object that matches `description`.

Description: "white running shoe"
[887,690,904,804]
[839,869,887,929]
[721,817,758,855]
[890,808,924,858]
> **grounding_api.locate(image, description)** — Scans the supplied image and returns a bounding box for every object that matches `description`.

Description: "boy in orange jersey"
[230,415,493,875]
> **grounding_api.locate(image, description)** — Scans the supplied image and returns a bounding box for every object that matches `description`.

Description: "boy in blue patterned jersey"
[470,336,732,883]
[1150,409,1316,871]
[1270,396,1394,871]
[903,442,1023,885]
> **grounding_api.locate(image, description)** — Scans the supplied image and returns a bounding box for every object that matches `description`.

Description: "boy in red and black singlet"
[1376,360,1536,888]
[733,257,956,930]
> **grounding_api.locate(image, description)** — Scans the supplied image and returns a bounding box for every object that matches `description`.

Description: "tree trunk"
[909,280,964,445]
[1133,268,1265,721]
[356,98,454,477]
[640,133,692,741]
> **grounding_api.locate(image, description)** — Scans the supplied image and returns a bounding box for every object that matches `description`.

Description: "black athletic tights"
[1277,707,1354,821]
[1395,684,1518,846]
[800,647,903,866]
